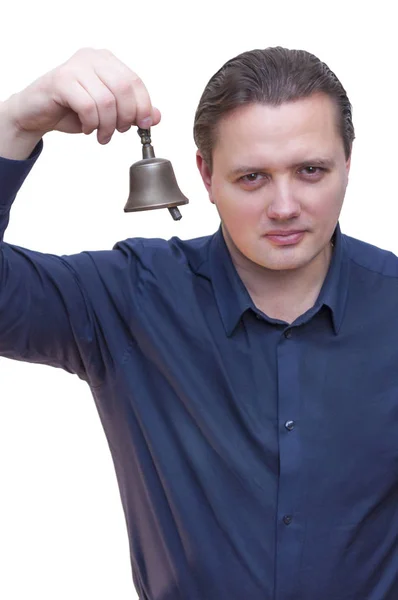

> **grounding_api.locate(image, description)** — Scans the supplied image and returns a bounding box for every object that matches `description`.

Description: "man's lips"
[266,230,305,236]
[264,230,306,245]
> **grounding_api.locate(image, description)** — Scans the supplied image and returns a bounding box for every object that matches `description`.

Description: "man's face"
[197,93,351,272]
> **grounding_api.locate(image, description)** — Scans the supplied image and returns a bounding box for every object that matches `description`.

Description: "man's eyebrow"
[227,158,336,178]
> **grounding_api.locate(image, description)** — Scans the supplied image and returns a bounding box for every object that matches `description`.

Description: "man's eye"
[301,166,323,176]
[240,173,264,183]
[238,168,324,184]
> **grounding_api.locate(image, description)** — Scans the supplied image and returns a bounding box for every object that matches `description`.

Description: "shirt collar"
[315,222,350,335]
[195,222,350,337]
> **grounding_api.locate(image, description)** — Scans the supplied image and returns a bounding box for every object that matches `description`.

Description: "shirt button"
[255,314,262,320]
[285,420,295,431]
[283,515,293,525]
[284,329,292,338]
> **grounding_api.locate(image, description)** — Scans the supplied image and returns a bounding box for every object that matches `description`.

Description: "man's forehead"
[223,93,337,119]
[212,96,342,169]
[216,95,339,140]
[214,104,340,154]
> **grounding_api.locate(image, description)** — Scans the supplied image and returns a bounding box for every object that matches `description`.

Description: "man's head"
[194,47,354,273]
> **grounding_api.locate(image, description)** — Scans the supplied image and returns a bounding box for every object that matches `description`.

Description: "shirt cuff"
[0,138,44,211]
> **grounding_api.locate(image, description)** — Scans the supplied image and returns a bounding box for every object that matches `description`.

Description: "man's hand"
[0,47,161,159]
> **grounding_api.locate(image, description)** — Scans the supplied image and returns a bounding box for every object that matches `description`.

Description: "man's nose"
[266,180,301,220]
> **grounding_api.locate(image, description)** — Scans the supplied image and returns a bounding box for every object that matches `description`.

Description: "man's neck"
[224,233,333,324]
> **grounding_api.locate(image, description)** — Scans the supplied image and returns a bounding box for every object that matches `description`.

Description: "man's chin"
[252,250,311,272]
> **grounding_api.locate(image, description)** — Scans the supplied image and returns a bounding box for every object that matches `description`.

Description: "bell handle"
[137,127,155,159]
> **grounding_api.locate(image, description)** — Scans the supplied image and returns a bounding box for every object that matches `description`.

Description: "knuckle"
[79,98,97,118]
[98,48,114,58]
[118,114,135,129]
[136,102,151,116]
[131,73,144,88]
[54,63,73,82]
[71,47,96,60]
[49,67,73,99]
[69,47,112,67]
[84,125,96,135]
[113,78,133,97]
[99,92,116,110]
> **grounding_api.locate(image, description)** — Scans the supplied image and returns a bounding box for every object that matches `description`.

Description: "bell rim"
[124,198,189,212]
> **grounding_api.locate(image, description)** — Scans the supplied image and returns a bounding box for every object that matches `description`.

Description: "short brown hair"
[193,47,355,172]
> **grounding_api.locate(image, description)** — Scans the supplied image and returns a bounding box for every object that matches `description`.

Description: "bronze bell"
[124,128,189,220]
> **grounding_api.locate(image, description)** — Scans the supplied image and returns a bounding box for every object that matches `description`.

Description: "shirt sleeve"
[0,140,120,387]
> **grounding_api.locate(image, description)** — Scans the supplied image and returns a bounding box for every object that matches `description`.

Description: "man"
[0,46,396,599]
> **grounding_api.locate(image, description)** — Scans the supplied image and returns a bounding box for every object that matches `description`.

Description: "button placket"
[275,321,302,596]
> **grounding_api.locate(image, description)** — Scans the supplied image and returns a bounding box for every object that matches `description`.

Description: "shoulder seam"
[348,255,398,279]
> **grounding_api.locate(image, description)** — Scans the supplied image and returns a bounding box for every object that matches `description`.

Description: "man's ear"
[196,151,214,203]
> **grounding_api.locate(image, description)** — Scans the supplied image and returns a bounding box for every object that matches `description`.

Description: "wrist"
[0,98,43,160]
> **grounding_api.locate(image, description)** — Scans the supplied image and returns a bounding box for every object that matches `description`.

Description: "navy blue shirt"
[2,140,398,600]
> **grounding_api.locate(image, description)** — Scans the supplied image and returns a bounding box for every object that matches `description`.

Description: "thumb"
[151,107,161,127]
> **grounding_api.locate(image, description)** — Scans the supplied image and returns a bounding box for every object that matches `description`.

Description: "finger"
[113,105,162,134]
[151,106,162,127]
[92,54,157,131]
[77,73,118,143]
[53,78,100,135]
[125,75,154,128]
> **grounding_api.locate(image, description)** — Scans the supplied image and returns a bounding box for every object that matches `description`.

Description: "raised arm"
[0,48,161,385]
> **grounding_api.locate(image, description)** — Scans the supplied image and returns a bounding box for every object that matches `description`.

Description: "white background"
[0,1,397,598]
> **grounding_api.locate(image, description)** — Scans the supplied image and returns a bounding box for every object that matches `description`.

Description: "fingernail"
[138,117,152,128]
